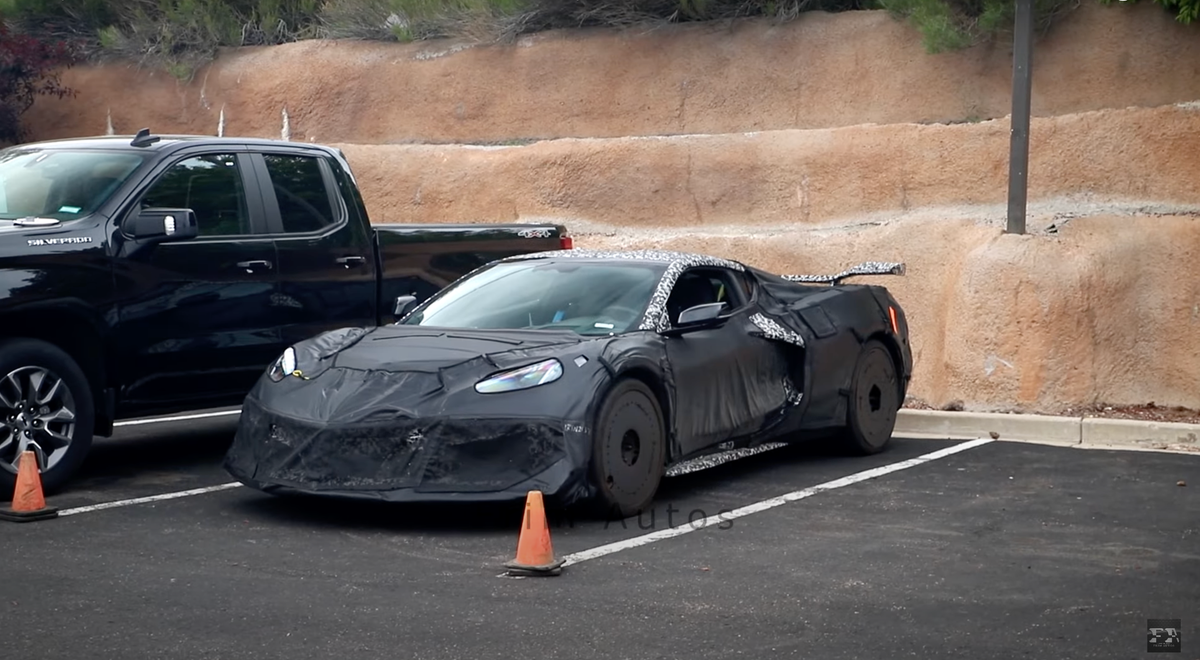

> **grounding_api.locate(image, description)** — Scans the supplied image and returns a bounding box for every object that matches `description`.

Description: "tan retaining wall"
[24,2,1200,144]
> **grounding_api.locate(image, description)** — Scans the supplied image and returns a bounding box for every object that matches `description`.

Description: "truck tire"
[0,338,95,497]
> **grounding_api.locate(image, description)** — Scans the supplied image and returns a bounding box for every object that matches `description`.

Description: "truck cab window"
[140,154,250,237]
[263,154,336,233]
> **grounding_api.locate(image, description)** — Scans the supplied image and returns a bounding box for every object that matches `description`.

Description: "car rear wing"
[782,261,906,286]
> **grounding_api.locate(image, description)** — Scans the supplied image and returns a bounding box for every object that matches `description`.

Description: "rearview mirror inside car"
[127,208,199,242]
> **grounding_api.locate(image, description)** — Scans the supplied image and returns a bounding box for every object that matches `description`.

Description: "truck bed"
[372,222,571,321]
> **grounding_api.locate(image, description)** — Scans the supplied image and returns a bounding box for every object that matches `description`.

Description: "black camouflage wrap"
[223,250,912,505]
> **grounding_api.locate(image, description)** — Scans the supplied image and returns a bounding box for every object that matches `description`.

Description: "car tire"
[841,338,900,455]
[587,378,666,519]
[0,338,95,497]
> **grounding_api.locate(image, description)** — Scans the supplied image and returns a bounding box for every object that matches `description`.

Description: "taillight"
[560,235,574,250]
[888,306,899,334]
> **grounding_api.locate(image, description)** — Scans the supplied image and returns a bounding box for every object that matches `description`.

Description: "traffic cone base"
[504,490,564,577]
[503,560,564,577]
[0,450,58,523]
[0,505,59,522]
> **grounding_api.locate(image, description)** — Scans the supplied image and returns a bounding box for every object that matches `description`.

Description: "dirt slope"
[25,2,1200,144]
[336,104,1200,227]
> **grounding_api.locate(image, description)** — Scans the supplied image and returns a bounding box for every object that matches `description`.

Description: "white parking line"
[500,437,995,575]
[113,409,242,427]
[58,483,243,517]
[54,437,991,534]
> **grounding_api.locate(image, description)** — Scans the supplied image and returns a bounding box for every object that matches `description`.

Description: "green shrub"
[319,0,870,43]
[1098,0,1199,23]
[2,0,326,78]
[871,0,1082,53]
[0,20,78,143]
[1,0,1196,74]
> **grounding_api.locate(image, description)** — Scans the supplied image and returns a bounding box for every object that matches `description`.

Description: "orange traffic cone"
[503,490,565,577]
[0,450,59,522]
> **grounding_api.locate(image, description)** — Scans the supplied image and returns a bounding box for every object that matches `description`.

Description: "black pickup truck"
[0,130,571,493]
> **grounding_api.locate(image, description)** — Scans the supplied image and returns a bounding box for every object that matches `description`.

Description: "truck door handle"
[336,255,366,267]
[236,260,273,272]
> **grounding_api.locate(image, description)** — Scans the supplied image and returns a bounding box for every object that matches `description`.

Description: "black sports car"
[223,249,912,516]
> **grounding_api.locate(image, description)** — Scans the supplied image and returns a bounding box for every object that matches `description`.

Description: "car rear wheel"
[588,378,666,518]
[0,338,95,497]
[841,339,899,455]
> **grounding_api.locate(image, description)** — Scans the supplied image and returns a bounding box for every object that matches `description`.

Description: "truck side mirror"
[127,208,199,242]
[393,295,418,320]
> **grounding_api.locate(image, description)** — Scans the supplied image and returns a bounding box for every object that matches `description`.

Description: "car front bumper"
[223,396,594,505]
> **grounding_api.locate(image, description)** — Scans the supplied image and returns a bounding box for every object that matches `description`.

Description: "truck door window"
[263,154,336,233]
[139,154,250,237]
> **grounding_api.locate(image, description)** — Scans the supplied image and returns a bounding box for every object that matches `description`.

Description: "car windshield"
[401,259,667,335]
[0,149,146,221]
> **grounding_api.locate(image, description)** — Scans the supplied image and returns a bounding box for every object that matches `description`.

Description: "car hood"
[298,324,591,374]
[254,324,611,424]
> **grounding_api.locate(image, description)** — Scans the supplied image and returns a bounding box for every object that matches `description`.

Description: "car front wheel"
[587,378,666,519]
[0,338,95,497]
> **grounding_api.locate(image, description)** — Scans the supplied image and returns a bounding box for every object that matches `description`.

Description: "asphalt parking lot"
[3,413,1197,660]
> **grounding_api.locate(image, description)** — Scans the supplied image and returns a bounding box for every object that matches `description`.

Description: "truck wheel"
[840,339,900,455]
[587,378,666,519]
[0,338,94,497]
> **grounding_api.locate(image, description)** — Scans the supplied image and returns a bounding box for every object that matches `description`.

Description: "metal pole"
[1006,0,1034,235]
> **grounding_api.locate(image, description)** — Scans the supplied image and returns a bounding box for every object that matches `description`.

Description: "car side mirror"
[664,302,726,336]
[393,295,418,320]
[127,208,199,243]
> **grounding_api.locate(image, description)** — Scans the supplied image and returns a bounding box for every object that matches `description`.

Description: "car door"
[662,266,792,455]
[247,148,380,347]
[112,148,283,414]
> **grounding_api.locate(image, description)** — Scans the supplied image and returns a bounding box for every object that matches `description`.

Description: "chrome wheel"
[0,366,77,475]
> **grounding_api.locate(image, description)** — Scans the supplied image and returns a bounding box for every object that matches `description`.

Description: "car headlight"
[267,346,298,382]
[475,358,563,394]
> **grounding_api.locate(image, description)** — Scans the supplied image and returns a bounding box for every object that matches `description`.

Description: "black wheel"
[587,378,666,518]
[0,338,95,497]
[841,339,900,455]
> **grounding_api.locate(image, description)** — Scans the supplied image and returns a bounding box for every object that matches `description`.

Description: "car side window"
[666,267,747,324]
[139,153,250,237]
[734,269,756,301]
[263,154,336,234]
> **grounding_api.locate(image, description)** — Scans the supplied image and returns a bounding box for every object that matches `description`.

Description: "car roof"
[502,248,748,271]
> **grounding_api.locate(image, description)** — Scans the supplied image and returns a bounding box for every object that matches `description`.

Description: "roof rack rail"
[130,128,161,148]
